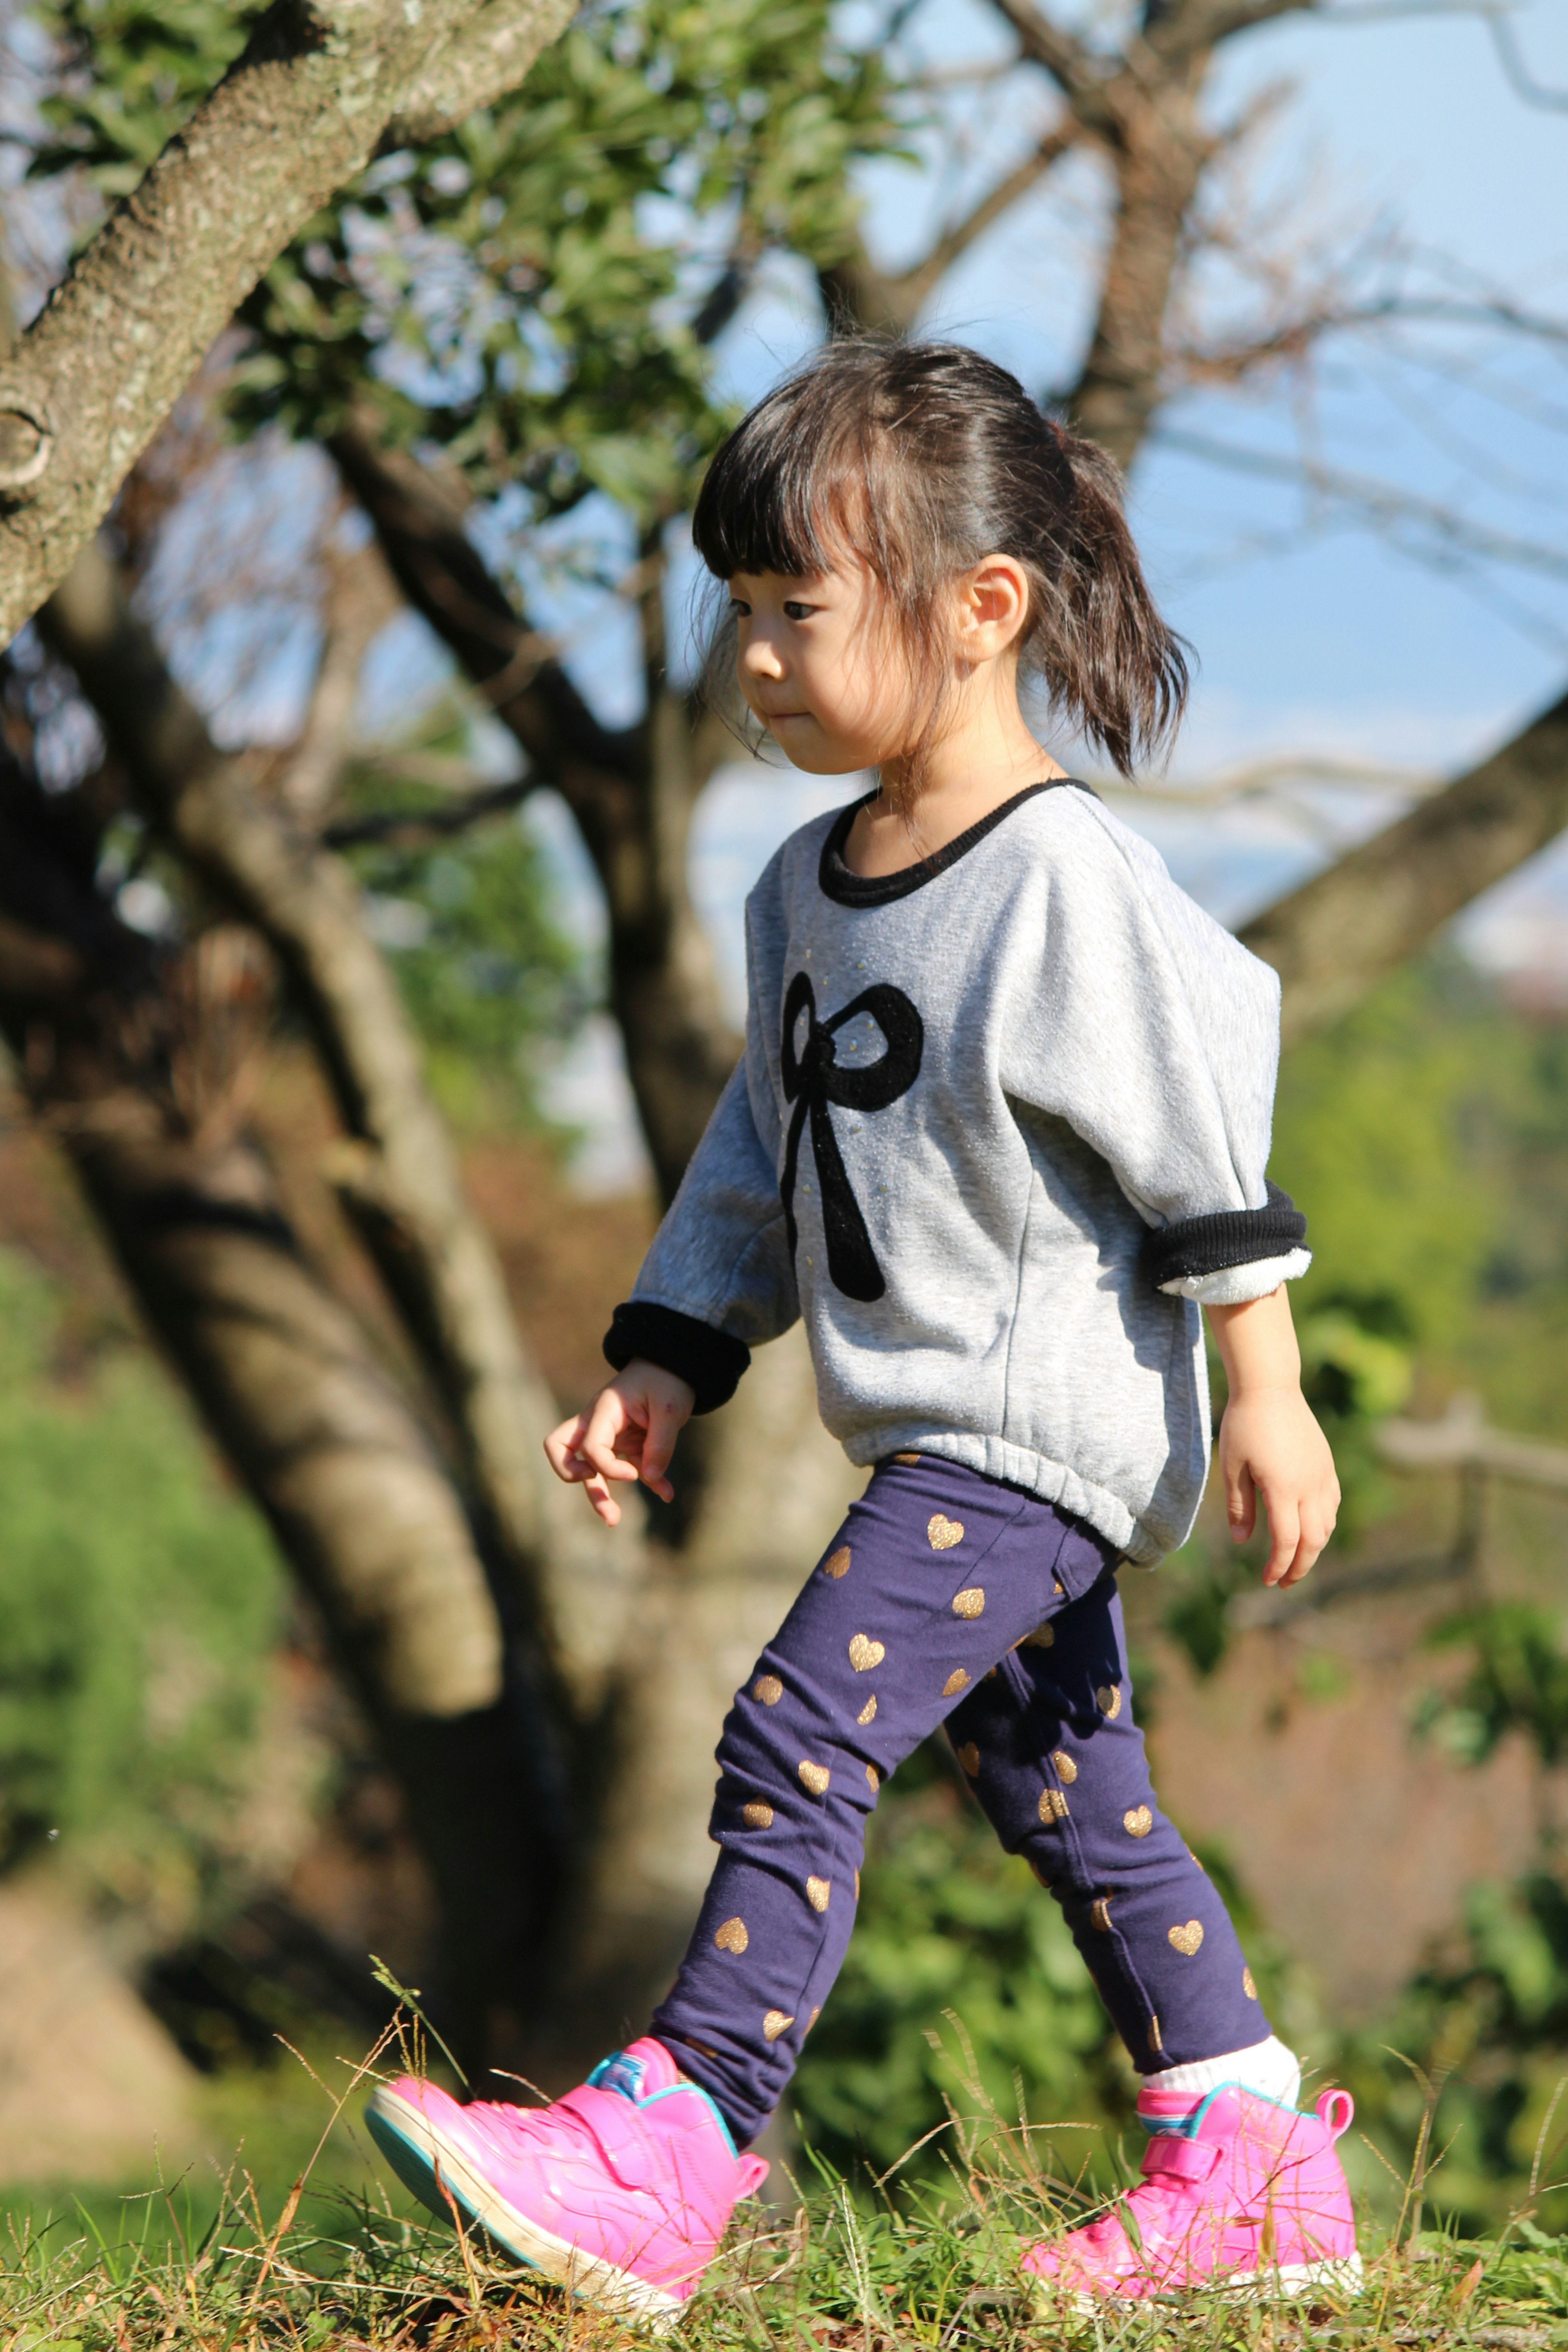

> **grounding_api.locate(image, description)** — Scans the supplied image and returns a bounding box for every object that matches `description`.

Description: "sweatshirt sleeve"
[1004,802,1310,1306]
[603,895,797,1414]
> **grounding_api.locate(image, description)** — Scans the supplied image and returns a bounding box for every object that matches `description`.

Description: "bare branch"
[1488,9,1568,109]
[1241,686,1568,1044]
[821,123,1080,335]
[1155,426,1568,580]
[1142,0,1322,63]
[275,530,403,827]
[0,0,576,643]
[981,0,1106,115]
[324,777,535,852]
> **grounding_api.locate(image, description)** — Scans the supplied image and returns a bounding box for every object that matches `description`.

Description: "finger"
[1280,1511,1332,1586]
[1226,1460,1256,1543]
[577,1393,642,1486]
[543,1414,593,1482]
[638,1400,684,1501]
[584,1472,622,1527]
[1260,1492,1300,1587]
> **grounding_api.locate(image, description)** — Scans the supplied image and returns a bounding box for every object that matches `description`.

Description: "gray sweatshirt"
[606,781,1309,1565]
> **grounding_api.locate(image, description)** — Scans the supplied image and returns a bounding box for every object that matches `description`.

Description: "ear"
[957,555,1030,656]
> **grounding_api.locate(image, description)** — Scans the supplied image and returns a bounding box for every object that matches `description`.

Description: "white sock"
[1148,2034,1301,2110]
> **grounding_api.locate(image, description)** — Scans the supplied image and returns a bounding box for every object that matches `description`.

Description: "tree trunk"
[0,763,564,2071]
[39,543,586,1689]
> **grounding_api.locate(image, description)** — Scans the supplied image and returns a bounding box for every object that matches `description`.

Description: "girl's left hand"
[1204,1287,1340,1587]
[1216,1383,1341,1587]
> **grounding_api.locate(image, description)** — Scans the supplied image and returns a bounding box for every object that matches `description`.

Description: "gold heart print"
[798,1759,830,1795]
[753,1675,783,1706]
[1020,1621,1054,1648]
[1091,1896,1113,1932]
[1052,1751,1078,1784]
[824,1546,851,1579]
[762,2010,793,2042]
[714,1916,749,1953]
[806,1875,831,1913]
[1123,1804,1153,1838]
[742,1802,773,1829]
[1167,1920,1205,1956]
[1243,1965,1258,2000]
[1096,1684,1123,1719]
[956,1741,980,1777]
[942,1667,969,1697]
[951,1587,985,1619]
[857,1694,878,1725]
[866,1761,881,1789]
[1038,1786,1069,1822]
[848,1633,885,1672]
[1148,2016,1163,2054]
[927,1514,964,1551]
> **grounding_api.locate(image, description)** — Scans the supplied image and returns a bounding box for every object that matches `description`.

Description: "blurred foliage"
[1339,1871,1568,2235]
[0,1244,287,1935]
[1418,1606,1568,1773]
[30,0,909,535]
[339,722,587,1127]
[28,2,259,198]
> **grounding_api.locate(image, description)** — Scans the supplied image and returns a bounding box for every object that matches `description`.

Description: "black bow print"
[780,971,924,1302]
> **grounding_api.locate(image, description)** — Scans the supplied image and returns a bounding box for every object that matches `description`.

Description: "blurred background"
[0,0,1565,2252]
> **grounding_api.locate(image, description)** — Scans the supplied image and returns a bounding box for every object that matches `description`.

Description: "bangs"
[692,386,864,582]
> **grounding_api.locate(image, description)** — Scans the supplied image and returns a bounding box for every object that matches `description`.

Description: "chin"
[769,732,863,777]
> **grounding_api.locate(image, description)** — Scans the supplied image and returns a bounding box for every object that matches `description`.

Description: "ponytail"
[692,340,1190,781]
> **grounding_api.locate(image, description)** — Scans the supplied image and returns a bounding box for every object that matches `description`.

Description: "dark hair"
[691,339,1189,783]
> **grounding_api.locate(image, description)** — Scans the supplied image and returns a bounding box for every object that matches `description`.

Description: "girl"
[366,341,1359,2322]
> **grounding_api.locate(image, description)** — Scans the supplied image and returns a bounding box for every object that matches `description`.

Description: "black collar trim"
[817,779,1096,907]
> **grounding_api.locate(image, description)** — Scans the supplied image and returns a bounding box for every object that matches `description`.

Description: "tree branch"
[324,776,535,851]
[1155,426,1568,579]
[0,0,575,643]
[383,0,579,145]
[1241,686,1568,1043]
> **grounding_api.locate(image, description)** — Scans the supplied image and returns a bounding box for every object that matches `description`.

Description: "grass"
[5,2016,1568,2351]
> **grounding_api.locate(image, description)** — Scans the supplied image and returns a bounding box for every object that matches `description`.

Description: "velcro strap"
[1142,2132,1223,2182]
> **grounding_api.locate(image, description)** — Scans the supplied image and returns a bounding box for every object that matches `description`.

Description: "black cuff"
[603,1302,751,1416]
[1141,1180,1307,1290]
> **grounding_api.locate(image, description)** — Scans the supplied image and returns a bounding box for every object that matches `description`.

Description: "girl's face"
[728,563,912,774]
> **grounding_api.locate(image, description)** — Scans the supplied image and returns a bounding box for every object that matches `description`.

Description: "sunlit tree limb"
[0,0,576,644]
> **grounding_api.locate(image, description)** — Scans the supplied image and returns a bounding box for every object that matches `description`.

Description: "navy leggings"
[651,1455,1268,2148]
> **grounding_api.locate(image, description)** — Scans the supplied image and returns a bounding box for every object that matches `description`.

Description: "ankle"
[1141,2035,1301,2111]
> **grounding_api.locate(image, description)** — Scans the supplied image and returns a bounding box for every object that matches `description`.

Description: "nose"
[740,630,785,682]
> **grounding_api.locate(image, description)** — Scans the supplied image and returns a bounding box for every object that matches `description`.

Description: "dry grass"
[5,2014,1568,2352]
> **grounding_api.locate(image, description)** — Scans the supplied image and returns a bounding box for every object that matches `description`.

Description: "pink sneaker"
[366,2037,768,2324]
[1022,2082,1362,2307]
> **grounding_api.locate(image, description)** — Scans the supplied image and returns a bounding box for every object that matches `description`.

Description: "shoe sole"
[365,2087,686,2330]
[1042,2252,1364,2314]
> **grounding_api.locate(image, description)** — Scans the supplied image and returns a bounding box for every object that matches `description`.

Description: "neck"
[846,677,1064,880]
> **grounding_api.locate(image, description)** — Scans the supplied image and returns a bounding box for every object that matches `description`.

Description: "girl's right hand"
[543,1359,696,1525]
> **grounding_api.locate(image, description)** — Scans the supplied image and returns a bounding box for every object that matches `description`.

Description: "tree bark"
[39,541,581,1679]
[0,0,576,642]
[0,759,564,2069]
[1242,687,1568,1043]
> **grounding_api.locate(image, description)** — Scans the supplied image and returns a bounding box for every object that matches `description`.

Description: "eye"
[783,600,815,621]
[728,596,751,617]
